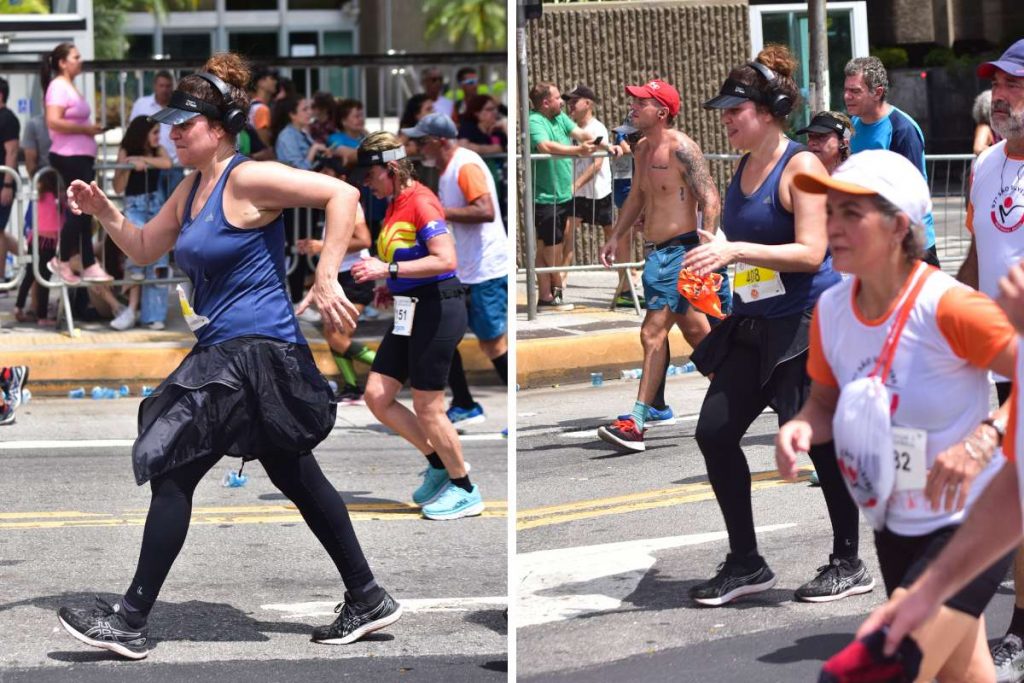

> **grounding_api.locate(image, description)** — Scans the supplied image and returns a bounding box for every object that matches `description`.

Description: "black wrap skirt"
[131,336,336,484]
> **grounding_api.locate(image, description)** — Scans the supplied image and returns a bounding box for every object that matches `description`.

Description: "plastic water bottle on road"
[221,470,248,487]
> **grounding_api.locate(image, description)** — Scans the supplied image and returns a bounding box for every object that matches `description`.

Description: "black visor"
[149,90,220,126]
[348,146,408,183]
[703,78,764,110]
[796,113,849,138]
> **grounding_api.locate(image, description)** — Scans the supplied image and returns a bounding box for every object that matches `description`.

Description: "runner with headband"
[687,45,866,605]
[55,52,400,659]
[349,132,483,521]
[780,148,1017,681]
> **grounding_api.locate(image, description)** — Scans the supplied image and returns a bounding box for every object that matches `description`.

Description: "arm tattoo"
[675,141,721,232]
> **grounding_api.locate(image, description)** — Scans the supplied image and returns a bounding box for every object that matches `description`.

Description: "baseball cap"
[625,79,680,117]
[401,112,457,139]
[819,628,922,683]
[703,78,765,110]
[796,112,851,139]
[347,145,408,184]
[565,84,598,102]
[978,38,1024,79]
[793,150,932,228]
[613,112,639,136]
[149,89,219,126]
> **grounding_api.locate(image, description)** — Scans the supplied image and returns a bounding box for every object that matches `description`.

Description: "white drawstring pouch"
[833,374,896,531]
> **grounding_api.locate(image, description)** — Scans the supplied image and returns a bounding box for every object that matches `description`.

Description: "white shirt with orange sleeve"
[437,146,508,284]
[810,266,1015,535]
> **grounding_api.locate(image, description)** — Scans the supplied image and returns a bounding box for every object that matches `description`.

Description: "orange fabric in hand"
[677,270,726,319]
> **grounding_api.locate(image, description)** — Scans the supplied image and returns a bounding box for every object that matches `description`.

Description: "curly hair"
[176,52,252,137]
[844,57,889,102]
[726,44,801,123]
[973,89,993,125]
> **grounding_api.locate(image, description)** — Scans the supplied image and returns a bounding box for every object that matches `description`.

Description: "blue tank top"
[174,154,303,347]
[723,139,839,318]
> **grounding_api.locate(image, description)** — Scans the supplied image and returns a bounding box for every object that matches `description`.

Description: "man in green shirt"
[529,82,596,307]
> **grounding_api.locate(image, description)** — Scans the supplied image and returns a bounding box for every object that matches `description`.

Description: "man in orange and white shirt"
[404,113,508,429]
[955,39,1024,675]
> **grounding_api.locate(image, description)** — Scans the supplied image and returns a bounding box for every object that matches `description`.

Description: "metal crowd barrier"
[519,149,977,320]
[0,166,26,294]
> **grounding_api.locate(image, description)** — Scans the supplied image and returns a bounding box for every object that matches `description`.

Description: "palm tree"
[424,0,507,52]
[0,0,49,13]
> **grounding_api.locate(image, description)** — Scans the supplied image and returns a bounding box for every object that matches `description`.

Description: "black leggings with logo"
[125,451,375,613]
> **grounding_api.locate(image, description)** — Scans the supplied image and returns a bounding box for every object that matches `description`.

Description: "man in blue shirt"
[843,56,939,267]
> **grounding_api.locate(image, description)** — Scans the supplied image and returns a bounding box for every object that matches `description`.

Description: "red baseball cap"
[625,79,680,117]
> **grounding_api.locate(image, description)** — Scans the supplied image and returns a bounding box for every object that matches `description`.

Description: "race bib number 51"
[393,296,417,336]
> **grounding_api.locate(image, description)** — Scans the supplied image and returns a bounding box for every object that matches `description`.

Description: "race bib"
[176,284,210,333]
[734,263,785,303]
[892,426,927,492]
[393,296,417,337]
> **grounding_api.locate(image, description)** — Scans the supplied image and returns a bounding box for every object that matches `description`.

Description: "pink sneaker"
[49,258,81,285]
[81,263,114,283]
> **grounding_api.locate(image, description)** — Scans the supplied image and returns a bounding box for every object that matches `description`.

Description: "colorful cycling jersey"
[378,182,457,293]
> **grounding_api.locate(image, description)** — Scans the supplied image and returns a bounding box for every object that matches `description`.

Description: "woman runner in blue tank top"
[55,53,400,659]
[682,46,867,608]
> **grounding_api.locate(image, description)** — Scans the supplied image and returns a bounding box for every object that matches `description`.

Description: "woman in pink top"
[42,42,112,284]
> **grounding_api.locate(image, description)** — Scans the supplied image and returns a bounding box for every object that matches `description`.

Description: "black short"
[534,200,573,246]
[338,271,374,306]
[874,525,1013,618]
[371,279,467,391]
[570,194,614,227]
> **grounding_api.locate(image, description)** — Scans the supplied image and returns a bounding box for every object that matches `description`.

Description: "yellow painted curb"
[516,328,693,388]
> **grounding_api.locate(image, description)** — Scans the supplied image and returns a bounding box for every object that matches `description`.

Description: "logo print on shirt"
[990,186,1024,233]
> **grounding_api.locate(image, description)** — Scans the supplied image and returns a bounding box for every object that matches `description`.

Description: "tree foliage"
[424,0,506,52]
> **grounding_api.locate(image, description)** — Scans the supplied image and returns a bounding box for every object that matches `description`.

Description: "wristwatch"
[388,262,399,280]
[982,415,1007,447]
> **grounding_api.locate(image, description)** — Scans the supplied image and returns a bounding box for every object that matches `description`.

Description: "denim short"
[466,276,507,342]
[642,238,732,317]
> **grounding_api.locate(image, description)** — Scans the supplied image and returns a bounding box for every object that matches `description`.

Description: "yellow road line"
[2,502,508,530]
[517,470,811,531]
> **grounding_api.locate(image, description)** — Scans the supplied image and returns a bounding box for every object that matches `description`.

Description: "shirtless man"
[596,79,725,452]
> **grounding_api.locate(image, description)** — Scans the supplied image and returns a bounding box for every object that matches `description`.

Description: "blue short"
[466,276,507,341]
[642,242,732,317]
[613,178,631,209]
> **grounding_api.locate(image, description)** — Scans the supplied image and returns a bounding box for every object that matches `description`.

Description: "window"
[229,32,279,60]
[749,2,868,127]
[226,0,276,9]
[164,33,213,61]
[323,31,357,99]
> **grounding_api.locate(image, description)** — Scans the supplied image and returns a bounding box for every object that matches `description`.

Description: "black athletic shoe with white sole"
[311,589,402,644]
[794,555,875,603]
[690,554,777,606]
[57,597,149,660]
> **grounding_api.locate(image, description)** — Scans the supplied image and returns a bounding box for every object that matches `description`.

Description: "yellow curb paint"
[517,471,810,531]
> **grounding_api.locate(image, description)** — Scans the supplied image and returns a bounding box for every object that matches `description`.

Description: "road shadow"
[0,591,353,660]
[464,608,508,636]
[757,632,855,663]
[625,567,790,612]
[257,490,406,506]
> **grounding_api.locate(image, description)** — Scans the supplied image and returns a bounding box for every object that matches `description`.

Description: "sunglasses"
[461,78,478,86]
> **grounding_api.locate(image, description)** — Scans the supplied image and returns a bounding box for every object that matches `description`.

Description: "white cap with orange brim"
[793,149,932,229]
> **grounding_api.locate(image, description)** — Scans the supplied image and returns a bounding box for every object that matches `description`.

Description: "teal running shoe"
[422,483,485,521]
[412,466,450,506]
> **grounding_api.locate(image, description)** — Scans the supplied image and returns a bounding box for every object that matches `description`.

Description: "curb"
[515,327,694,389]
[2,336,503,395]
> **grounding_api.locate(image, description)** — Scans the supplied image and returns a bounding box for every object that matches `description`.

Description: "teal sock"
[630,401,649,430]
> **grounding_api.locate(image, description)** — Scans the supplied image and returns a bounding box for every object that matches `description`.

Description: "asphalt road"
[516,374,1015,681]
[0,388,508,682]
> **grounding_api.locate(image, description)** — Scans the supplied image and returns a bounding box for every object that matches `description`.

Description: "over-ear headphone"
[194,71,247,136]
[747,61,794,118]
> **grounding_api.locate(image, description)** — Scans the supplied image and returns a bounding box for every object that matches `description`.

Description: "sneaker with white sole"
[447,402,486,428]
[690,554,778,606]
[617,405,676,426]
[57,597,149,660]
[421,482,484,520]
[2,366,29,409]
[110,307,137,331]
[993,633,1024,683]
[310,589,402,644]
[597,417,646,452]
[794,555,875,603]
[412,465,450,506]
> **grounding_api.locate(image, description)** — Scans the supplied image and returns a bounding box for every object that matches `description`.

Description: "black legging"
[125,451,374,612]
[49,153,97,267]
[15,240,54,318]
[694,333,860,561]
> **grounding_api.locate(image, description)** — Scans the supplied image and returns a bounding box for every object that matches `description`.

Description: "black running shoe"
[311,590,402,644]
[1,366,28,409]
[57,597,149,660]
[794,555,875,603]
[690,554,777,606]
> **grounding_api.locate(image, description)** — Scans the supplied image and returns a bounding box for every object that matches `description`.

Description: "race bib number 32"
[892,426,927,491]
[393,296,417,337]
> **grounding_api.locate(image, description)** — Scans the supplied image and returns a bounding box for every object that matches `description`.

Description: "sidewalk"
[516,269,694,389]
[0,280,500,394]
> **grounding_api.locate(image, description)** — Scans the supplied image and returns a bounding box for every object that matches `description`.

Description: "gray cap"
[401,112,457,139]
